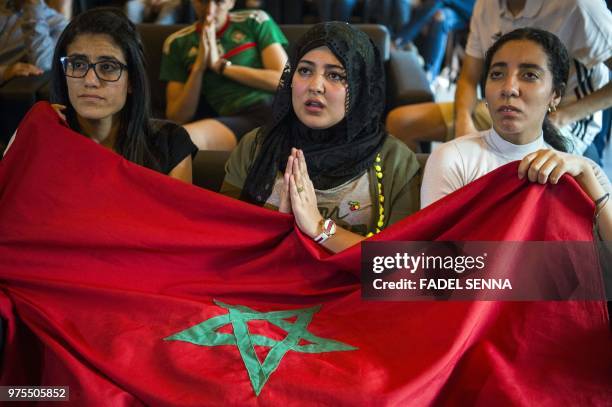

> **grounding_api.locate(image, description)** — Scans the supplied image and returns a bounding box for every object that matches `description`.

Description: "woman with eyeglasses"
[40,8,197,182]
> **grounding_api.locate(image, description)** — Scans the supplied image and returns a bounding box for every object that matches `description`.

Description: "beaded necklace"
[366,153,384,238]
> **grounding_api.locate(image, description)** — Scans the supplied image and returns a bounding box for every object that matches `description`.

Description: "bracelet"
[314,218,336,244]
[218,59,231,75]
[594,192,609,219]
[595,192,609,207]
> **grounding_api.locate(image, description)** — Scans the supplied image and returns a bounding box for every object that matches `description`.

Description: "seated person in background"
[47,0,72,19]
[315,0,357,22]
[367,0,412,44]
[125,0,183,25]
[420,28,612,239]
[5,8,197,182]
[386,0,612,155]
[394,0,475,83]
[222,22,421,253]
[161,0,288,150]
[0,0,67,84]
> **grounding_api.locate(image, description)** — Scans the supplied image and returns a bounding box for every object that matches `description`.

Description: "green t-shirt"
[160,10,288,116]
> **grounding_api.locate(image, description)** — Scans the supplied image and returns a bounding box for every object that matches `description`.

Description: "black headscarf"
[241,22,387,204]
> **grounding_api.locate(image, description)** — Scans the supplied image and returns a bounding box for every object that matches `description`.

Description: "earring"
[548,103,557,113]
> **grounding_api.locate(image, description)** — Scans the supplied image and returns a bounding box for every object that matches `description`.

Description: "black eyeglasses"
[60,56,128,82]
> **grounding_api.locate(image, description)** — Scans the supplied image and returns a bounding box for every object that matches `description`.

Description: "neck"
[506,0,527,17]
[77,114,120,149]
[495,126,541,146]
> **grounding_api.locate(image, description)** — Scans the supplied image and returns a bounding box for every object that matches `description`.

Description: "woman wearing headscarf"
[221,21,421,253]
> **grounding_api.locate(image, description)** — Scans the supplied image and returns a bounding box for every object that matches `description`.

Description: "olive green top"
[221,129,421,235]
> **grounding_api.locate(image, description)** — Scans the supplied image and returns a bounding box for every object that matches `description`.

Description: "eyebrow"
[67,53,123,62]
[490,62,545,71]
[298,59,345,71]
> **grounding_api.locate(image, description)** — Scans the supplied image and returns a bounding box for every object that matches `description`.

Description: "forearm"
[576,167,612,241]
[557,82,612,126]
[166,69,206,124]
[221,64,283,92]
[317,226,365,254]
[21,0,55,70]
[454,74,479,129]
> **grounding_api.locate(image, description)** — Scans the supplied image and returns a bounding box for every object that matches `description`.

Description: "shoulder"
[572,0,611,14]
[470,0,494,22]
[149,119,188,137]
[163,24,197,55]
[148,119,195,153]
[224,127,260,189]
[229,9,273,25]
[571,0,612,27]
[228,127,260,168]
[148,119,197,172]
[537,0,609,23]
[432,132,485,162]
[424,132,490,180]
[237,127,259,151]
[380,135,415,161]
[379,135,420,178]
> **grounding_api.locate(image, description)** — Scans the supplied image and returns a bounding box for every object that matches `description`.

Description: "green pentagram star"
[164,300,357,396]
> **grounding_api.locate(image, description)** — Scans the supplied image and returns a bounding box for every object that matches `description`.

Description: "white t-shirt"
[421,128,612,208]
[466,0,612,154]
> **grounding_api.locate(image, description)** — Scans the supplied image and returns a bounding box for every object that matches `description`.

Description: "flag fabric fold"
[0,102,610,406]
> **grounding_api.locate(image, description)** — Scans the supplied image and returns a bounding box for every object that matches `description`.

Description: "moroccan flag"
[0,103,610,405]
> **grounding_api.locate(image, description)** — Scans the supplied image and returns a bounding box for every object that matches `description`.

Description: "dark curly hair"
[483,28,571,152]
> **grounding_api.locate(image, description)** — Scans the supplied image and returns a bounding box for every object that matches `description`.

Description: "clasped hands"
[279,148,324,239]
[194,22,223,74]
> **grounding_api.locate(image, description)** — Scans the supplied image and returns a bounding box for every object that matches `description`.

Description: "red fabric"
[0,102,610,406]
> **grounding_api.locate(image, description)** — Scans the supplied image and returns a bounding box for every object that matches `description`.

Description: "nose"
[500,74,519,98]
[83,65,100,87]
[308,72,325,94]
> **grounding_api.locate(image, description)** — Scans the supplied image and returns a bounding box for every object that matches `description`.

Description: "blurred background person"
[315,0,357,22]
[125,0,183,24]
[394,0,475,83]
[0,0,67,84]
[160,0,288,150]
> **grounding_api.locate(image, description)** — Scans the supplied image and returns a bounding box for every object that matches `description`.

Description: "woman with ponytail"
[420,28,612,239]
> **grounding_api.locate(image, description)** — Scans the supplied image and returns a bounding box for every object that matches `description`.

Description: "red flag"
[0,102,610,406]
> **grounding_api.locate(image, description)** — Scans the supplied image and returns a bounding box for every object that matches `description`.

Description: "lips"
[78,94,105,102]
[79,94,105,105]
[304,99,325,113]
[498,105,521,113]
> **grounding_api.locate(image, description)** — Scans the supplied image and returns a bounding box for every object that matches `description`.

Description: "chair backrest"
[137,23,186,118]
[136,23,391,118]
[279,24,390,61]
[193,150,232,191]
